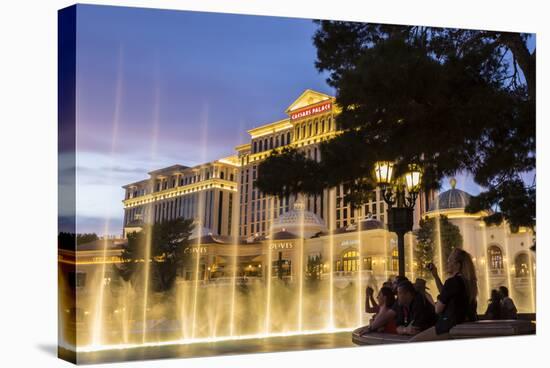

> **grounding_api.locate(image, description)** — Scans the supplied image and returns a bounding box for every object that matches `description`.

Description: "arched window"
[488,245,503,270]
[514,253,531,277]
[342,250,359,272]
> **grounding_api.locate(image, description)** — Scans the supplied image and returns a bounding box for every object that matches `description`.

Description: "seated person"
[359,286,397,334]
[410,248,478,342]
[393,280,436,336]
[499,286,518,319]
[484,289,502,319]
[391,275,409,294]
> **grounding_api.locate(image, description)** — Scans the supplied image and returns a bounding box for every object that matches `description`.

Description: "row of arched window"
[294,116,333,141]
[335,246,533,278]
[252,131,292,153]
[487,245,533,277]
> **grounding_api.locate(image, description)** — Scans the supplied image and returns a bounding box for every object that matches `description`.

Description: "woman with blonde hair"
[409,247,478,342]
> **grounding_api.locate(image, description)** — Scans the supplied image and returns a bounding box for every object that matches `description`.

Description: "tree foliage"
[115,218,194,292]
[58,232,99,250]
[414,215,463,278]
[257,22,535,230]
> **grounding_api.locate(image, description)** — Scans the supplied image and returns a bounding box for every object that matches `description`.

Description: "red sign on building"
[290,101,332,120]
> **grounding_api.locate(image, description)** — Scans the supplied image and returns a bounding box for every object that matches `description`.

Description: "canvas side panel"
[58,4,78,364]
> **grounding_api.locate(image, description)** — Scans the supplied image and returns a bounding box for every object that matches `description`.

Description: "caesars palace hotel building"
[122,89,433,239]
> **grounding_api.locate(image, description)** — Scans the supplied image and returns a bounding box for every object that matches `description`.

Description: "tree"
[254,147,325,200]
[305,253,323,286]
[257,23,535,231]
[58,232,99,250]
[414,215,463,277]
[115,218,194,292]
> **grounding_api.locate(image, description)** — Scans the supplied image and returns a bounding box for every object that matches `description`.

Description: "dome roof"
[270,200,327,238]
[429,178,472,211]
[358,216,385,231]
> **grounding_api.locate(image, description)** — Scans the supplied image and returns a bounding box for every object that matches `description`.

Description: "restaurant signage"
[269,242,294,250]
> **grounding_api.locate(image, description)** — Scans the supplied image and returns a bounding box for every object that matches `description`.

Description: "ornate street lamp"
[374,162,423,276]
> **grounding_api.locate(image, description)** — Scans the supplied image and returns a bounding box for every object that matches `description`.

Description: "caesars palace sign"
[290,101,332,120]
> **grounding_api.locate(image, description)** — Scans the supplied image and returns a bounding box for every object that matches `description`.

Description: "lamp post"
[374,161,422,276]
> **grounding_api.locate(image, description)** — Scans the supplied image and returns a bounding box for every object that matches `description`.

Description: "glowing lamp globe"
[374,161,394,186]
[404,164,422,193]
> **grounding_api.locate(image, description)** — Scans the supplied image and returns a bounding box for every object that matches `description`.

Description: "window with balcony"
[488,245,504,271]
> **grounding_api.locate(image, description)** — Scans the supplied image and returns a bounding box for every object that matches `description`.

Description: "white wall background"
[0,0,547,367]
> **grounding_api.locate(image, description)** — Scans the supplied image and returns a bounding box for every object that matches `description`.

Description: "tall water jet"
[229,196,240,337]
[327,189,335,329]
[479,223,491,307]
[190,103,210,339]
[435,214,444,276]
[524,232,536,312]
[90,45,124,346]
[141,74,162,344]
[382,224,389,282]
[190,215,204,338]
[501,225,515,303]
[297,198,305,332]
[140,219,153,343]
[91,238,110,346]
[408,233,415,281]
[264,209,274,335]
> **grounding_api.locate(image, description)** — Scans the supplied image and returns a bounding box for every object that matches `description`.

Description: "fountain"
[60,181,536,363]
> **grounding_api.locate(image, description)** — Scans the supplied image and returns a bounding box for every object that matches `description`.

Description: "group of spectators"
[357,248,482,341]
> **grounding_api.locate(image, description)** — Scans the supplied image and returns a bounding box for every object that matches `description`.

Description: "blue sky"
[70,4,534,236]
[73,4,335,235]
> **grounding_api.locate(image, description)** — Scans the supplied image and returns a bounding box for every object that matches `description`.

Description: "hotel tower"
[122,89,434,239]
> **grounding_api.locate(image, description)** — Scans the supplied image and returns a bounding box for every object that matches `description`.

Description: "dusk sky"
[74,4,336,235]
[72,4,531,236]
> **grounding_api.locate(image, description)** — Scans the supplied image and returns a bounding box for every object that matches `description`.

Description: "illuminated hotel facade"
[122,89,434,240]
[122,157,239,238]
[60,90,534,330]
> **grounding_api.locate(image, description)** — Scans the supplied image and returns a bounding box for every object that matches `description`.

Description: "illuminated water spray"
[229,194,240,337]
[190,104,209,339]
[140,72,162,344]
[524,232,536,313]
[356,212,363,326]
[264,207,274,335]
[91,45,124,346]
[297,197,305,332]
[501,225,515,303]
[408,233,415,281]
[479,223,491,307]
